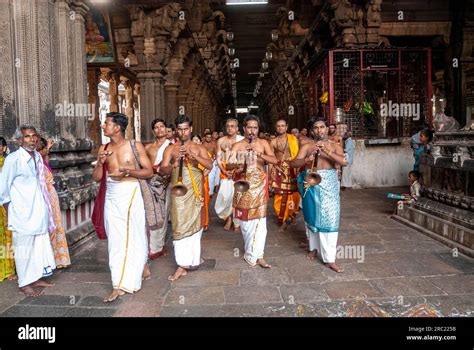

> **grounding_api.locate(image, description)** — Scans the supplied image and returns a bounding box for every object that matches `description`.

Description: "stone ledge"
[393,207,474,258]
[67,219,97,256]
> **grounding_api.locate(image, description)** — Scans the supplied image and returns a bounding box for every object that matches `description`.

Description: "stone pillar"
[165,83,179,121]
[122,77,135,140]
[0,0,98,248]
[137,71,165,142]
[87,67,101,154]
[133,83,141,142]
[108,71,119,113]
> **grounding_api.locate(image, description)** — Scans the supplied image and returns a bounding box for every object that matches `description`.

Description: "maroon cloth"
[91,144,109,239]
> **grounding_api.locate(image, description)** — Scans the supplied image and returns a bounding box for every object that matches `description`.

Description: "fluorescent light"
[226,0,268,5]
[236,108,249,113]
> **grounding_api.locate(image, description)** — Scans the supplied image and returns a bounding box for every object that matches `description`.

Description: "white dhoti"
[215,179,234,220]
[208,161,219,196]
[240,218,267,266]
[341,165,352,188]
[173,229,203,267]
[12,232,56,288]
[105,179,148,293]
[306,226,338,263]
[149,187,171,256]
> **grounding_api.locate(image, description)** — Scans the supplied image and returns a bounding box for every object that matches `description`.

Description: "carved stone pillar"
[87,68,101,154]
[108,71,119,113]
[137,71,165,142]
[122,77,135,140]
[165,84,179,121]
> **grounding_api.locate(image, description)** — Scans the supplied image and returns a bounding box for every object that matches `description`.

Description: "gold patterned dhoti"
[170,164,204,241]
[233,167,267,221]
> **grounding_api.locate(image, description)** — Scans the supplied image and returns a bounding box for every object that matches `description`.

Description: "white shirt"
[0,147,49,235]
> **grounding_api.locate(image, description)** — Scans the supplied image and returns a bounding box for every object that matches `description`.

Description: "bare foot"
[256,258,271,268]
[234,225,241,234]
[325,262,344,273]
[103,288,125,303]
[32,279,55,288]
[307,250,318,260]
[20,285,43,297]
[223,217,232,231]
[142,263,151,281]
[298,240,309,249]
[280,222,288,232]
[168,267,187,281]
[7,274,17,281]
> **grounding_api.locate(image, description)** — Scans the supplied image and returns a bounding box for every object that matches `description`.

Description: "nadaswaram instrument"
[171,139,188,197]
[234,134,254,193]
[305,135,322,186]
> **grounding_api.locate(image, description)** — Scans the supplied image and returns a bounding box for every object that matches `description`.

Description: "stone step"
[393,206,474,258]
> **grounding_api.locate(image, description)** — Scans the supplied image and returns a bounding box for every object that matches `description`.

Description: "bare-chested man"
[228,115,277,268]
[214,119,244,232]
[160,115,212,281]
[290,116,348,273]
[145,118,171,259]
[166,124,177,144]
[328,124,343,145]
[93,112,153,302]
[211,131,219,143]
[202,132,219,196]
[270,119,301,230]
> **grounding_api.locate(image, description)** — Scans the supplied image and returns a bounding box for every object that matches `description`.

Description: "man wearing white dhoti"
[145,118,171,259]
[290,116,348,273]
[228,115,277,268]
[0,125,56,297]
[160,115,212,281]
[215,119,244,232]
[92,112,154,302]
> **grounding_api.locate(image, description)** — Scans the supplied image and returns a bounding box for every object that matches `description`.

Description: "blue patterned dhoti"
[298,169,340,263]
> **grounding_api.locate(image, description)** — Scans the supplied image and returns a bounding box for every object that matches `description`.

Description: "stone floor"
[0,187,473,317]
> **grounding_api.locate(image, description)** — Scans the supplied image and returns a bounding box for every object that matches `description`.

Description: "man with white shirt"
[145,118,171,259]
[0,125,56,296]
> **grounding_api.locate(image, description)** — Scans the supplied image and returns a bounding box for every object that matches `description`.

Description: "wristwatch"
[124,170,130,177]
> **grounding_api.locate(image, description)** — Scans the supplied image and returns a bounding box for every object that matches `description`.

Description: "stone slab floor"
[0,187,472,317]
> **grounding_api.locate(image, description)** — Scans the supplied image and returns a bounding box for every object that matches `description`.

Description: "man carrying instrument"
[290,116,348,273]
[214,119,244,232]
[228,115,277,268]
[145,118,171,259]
[270,119,300,230]
[160,115,213,281]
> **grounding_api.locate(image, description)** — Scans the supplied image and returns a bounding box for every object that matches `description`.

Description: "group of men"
[0,112,349,303]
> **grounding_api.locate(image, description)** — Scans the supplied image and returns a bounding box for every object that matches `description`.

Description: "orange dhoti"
[272,162,300,225]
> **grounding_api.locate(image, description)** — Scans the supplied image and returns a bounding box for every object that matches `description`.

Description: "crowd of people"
[0,113,354,302]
